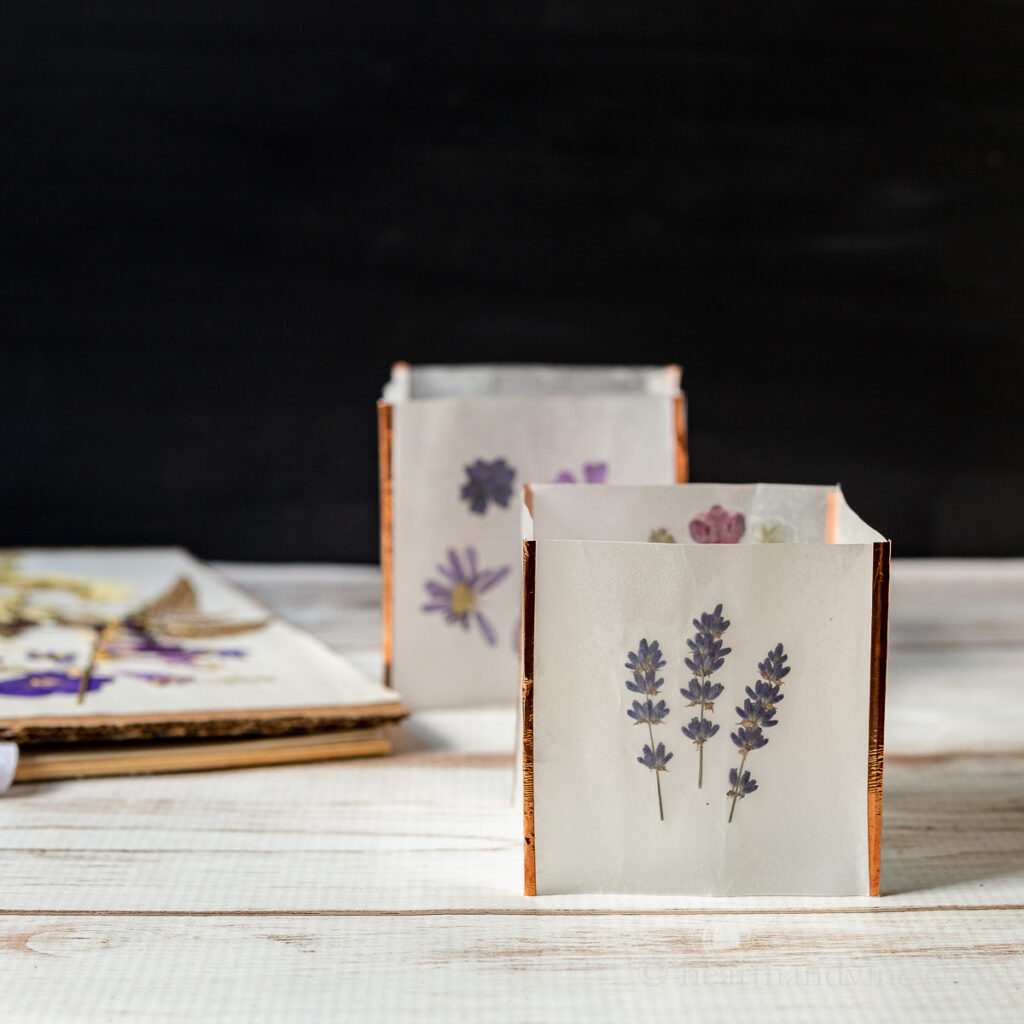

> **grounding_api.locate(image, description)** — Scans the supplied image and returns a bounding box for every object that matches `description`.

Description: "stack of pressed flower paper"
[0,548,407,782]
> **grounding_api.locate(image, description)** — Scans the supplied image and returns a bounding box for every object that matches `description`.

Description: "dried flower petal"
[460,458,516,515]
[689,506,746,544]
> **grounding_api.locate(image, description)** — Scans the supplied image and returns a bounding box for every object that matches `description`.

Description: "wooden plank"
[0,754,1021,912]
[873,559,1024,650]
[1,911,1021,1023]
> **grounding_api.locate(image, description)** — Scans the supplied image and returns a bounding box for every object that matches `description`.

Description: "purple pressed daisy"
[0,671,114,698]
[460,458,516,514]
[553,461,608,484]
[422,548,510,646]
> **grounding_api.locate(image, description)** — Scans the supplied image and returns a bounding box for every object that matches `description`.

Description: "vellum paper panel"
[528,483,840,545]
[391,394,678,707]
[0,549,401,728]
[531,539,873,895]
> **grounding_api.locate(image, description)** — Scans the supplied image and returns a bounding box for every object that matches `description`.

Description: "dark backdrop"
[3,1,1023,561]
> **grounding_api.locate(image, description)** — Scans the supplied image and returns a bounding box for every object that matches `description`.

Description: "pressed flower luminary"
[380,363,686,707]
[522,482,890,897]
[0,549,409,746]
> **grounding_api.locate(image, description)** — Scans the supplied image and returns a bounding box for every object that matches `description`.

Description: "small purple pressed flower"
[731,726,770,752]
[460,458,516,515]
[735,697,778,729]
[625,672,664,696]
[625,638,666,694]
[758,643,790,683]
[681,604,731,788]
[689,505,746,544]
[727,768,758,799]
[625,638,672,820]
[0,671,113,698]
[681,678,725,709]
[681,717,720,745]
[422,548,510,646]
[694,604,730,637]
[627,698,670,725]
[684,634,730,677]
[745,679,784,710]
[728,641,791,823]
[638,742,673,771]
[553,461,608,484]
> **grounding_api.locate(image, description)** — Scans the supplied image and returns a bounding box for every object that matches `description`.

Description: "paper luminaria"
[378,364,687,708]
[521,483,889,897]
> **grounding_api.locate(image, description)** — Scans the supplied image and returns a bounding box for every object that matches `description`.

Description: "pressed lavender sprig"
[625,638,672,820]
[727,642,790,822]
[680,604,731,788]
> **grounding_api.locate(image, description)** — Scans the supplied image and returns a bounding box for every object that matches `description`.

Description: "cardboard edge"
[522,539,537,897]
[0,701,410,744]
[377,399,395,688]
[868,540,891,896]
[674,392,689,483]
[15,730,393,782]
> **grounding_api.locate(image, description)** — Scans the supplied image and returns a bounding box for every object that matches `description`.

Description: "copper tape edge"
[522,540,537,897]
[868,541,891,897]
[825,489,840,543]
[377,400,394,688]
[674,392,690,483]
[523,482,534,517]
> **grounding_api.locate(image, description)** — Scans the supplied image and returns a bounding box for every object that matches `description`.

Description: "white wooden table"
[2,560,1023,1021]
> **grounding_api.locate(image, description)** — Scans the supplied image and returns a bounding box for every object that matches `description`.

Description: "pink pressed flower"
[688,505,746,544]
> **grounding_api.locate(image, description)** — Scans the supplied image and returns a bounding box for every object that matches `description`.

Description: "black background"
[3,1,1023,561]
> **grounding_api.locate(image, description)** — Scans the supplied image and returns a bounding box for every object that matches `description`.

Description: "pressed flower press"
[521,483,889,896]
[378,363,686,708]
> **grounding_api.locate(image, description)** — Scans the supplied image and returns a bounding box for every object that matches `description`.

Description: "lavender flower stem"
[698,704,705,789]
[648,721,664,821]
[627,638,671,821]
[681,605,730,790]
[728,752,747,823]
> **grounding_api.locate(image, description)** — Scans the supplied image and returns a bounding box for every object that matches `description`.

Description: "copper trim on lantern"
[868,541,890,896]
[522,539,537,897]
[377,399,394,688]
[523,483,534,517]
[825,489,840,543]
[674,392,690,483]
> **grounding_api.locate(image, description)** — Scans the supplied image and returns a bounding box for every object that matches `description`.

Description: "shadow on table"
[386,707,518,758]
[880,754,1024,896]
